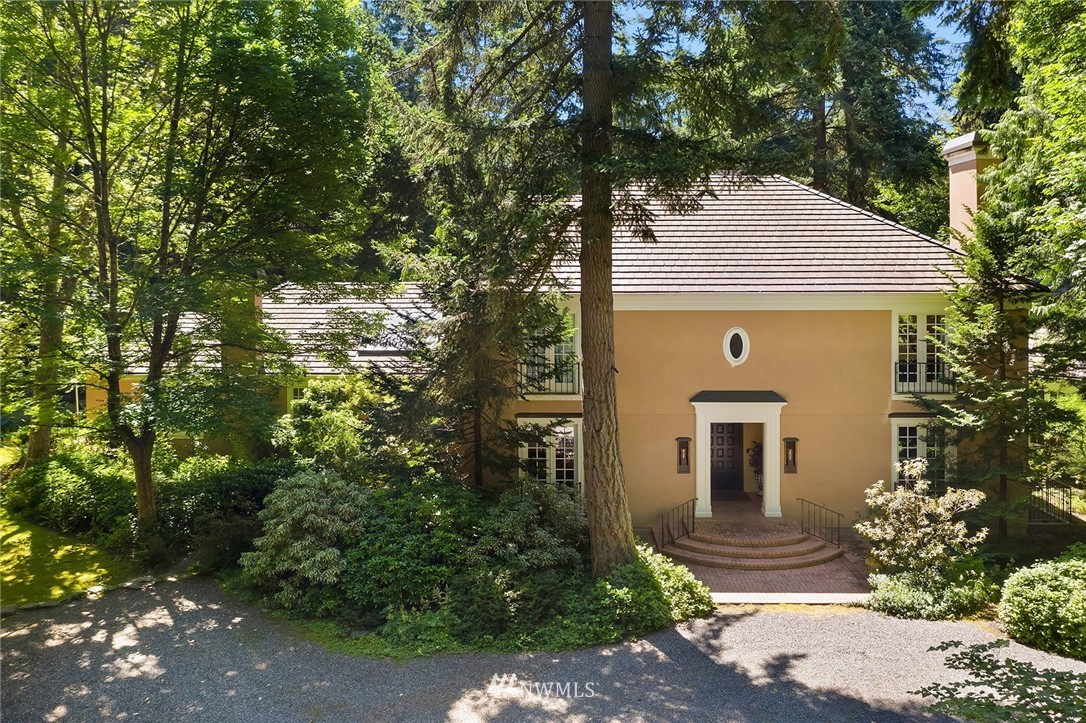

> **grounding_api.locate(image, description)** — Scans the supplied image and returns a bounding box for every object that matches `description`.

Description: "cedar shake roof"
[262,283,427,375]
[556,175,964,294]
[261,176,963,373]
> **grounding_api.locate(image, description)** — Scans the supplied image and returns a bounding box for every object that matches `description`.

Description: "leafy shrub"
[156,456,296,558]
[340,476,483,614]
[1057,542,1086,562]
[998,559,1086,660]
[914,640,1086,721]
[856,460,992,619]
[867,569,995,620]
[376,608,466,656]
[856,460,988,586]
[4,440,294,564]
[272,376,435,483]
[4,447,135,546]
[530,545,713,650]
[470,480,589,572]
[448,481,589,641]
[241,469,371,616]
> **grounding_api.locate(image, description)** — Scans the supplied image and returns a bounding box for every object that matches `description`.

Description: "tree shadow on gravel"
[3,581,956,722]
[441,610,950,722]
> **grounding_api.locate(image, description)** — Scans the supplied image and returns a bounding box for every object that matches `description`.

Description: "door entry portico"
[691,391,787,518]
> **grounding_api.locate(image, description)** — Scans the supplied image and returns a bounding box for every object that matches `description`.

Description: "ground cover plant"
[0,512,134,606]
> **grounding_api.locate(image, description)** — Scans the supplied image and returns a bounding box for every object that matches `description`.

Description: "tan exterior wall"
[517,307,933,527]
[947,156,999,241]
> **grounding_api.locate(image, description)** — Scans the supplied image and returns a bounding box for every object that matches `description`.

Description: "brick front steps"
[662,530,844,571]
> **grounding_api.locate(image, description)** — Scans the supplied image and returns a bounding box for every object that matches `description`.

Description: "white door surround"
[691,391,787,518]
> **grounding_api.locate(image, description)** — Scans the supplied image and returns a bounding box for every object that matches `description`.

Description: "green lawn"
[1,512,135,607]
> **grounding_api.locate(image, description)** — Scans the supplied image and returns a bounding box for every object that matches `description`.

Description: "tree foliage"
[2,0,393,525]
[383,0,845,576]
[921,0,1085,535]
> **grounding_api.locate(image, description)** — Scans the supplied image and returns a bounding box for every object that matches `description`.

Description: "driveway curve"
[3,578,1084,722]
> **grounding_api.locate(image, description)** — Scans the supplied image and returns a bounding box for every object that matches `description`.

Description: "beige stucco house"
[261,134,990,529]
[91,134,990,531]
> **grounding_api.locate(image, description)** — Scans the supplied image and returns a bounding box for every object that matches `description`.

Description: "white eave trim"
[609,292,951,312]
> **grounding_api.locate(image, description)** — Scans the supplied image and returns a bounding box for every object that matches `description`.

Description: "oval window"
[723,327,750,367]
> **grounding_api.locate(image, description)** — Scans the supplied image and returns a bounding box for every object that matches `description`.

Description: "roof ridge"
[769,175,965,258]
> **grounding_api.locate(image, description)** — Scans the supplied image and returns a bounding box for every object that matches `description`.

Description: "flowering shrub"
[857,459,993,618]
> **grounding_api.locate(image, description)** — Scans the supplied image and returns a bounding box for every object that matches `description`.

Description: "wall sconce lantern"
[784,437,798,474]
[676,437,691,474]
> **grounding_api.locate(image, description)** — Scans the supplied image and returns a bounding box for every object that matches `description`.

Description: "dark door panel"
[710,423,744,493]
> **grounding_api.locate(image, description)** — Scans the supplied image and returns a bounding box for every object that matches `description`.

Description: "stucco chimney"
[941,131,998,243]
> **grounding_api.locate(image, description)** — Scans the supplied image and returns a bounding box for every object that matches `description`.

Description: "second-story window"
[520,322,580,395]
[896,314,952,394]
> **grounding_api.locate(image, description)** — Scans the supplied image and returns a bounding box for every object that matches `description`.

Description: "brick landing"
[680,498,871,595]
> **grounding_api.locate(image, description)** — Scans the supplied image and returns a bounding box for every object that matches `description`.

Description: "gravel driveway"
[3,578,1083,722]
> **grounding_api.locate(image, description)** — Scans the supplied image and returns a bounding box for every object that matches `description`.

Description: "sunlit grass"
[1,511,135,606]
[0,444,20,473]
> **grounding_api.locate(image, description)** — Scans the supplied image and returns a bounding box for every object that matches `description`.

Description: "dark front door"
[710,423,744,494]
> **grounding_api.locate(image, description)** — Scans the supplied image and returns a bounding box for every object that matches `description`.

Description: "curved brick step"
[663,544,845,571]
[688,529,809,548]
[672,536,827,559]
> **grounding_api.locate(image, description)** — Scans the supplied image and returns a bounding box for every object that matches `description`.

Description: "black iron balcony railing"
[894,360,956,394]
[518,358,582,395]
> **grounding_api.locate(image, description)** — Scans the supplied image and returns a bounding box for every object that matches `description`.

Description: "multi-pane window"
[521,422,580,488]
[520,316,580,395]
[894,422,950,490]
[896,314,953,393]
[288,385,307,412]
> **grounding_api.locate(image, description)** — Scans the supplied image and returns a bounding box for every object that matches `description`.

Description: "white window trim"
[891,306,955,400]
[524,301,582,401]
[517,417,584,492]
[723,327,750,367]
[889,419,955,490]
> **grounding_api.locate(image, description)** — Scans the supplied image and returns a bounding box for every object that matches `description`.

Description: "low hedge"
[999,558,1086,660]
[4,447,295,568]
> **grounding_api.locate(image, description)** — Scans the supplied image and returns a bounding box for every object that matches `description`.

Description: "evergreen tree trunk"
[580,0,636,578]
[812,96,828,191]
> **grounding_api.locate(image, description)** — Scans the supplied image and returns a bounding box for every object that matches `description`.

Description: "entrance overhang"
[691,390,787,518]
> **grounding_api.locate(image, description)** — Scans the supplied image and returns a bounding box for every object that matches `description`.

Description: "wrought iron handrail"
[658,498,696,548]
[1029,482,1073,524]
[894,360,955,394]
[797,498,843,547]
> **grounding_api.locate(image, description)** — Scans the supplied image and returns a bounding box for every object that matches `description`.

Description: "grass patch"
[0,511,135,606]
[0,444,20,474]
